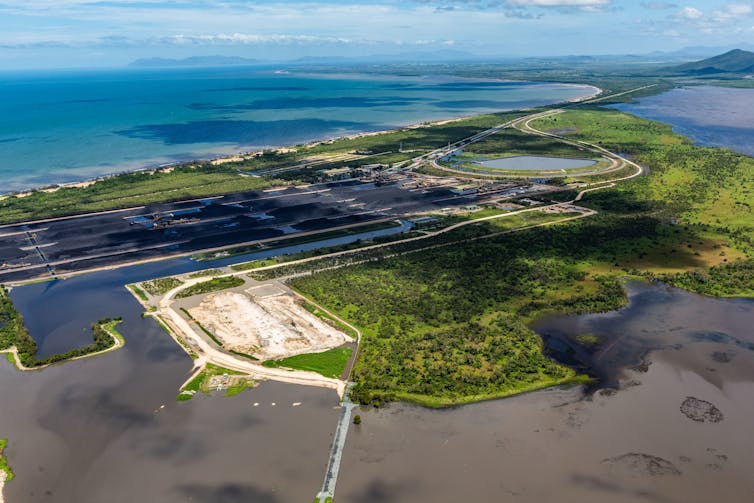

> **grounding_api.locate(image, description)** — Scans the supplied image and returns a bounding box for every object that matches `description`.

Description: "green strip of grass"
[175,276,245,298]
[126,284,148,301]
[263,347,352,379]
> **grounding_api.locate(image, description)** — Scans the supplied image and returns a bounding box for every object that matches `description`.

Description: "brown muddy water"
[0,305,339,503]
[336,282,754,503]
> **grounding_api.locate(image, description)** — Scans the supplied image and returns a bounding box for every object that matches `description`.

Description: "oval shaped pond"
[477,155,597,171]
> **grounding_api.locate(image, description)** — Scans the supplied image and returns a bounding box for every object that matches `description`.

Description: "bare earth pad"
[189,290,352,360]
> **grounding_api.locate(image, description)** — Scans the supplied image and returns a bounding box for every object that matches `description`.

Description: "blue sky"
[0,1,752,68]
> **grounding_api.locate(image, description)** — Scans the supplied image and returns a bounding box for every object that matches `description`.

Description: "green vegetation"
[0,286,34,361]
[0,438,14,482]
[175,276,245,298]
[262,347,353,379]
[188,269,223,278]
[464,128,594,159]
[353,415,361,425]
[1,288,123,368]
[126,284,148,301]
[223,381,249,397]
[178,363,250,401]
[290,232,624,406]
[286,105,753,407]
[659,259,754,297]
[534,108,754,257]
[572,333,605,350]
[141,277,184,296]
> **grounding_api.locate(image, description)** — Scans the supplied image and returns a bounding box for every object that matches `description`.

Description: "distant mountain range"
[126,47,754,73]
[667,49,754,76]
[129,56,261,68]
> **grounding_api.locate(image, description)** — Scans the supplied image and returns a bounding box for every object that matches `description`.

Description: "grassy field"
[462,127,594,159]
[174,276,245,299]
[262,347,353,379]
[533,107,754,258]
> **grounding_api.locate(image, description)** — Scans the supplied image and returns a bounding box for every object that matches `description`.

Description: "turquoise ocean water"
[0,66,595,193]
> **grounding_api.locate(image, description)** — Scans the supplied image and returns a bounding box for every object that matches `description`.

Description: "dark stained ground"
[0,177,533,282]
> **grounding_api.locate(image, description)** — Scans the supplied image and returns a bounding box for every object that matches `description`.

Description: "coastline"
[0,320,125,372]
[0,438,10,503]
[0,82,601,198]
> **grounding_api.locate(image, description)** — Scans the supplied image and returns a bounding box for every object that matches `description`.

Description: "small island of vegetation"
[0,438,13,484]
[1,286,125,368]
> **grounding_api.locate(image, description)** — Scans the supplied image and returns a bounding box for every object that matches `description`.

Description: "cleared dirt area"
[188,288,352,360]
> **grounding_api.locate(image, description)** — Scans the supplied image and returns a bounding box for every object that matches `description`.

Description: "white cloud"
[167,33,354,45]
[712,3,753,22]
[641,1,677,9]
[678,6,703,19]
[506,0,609,4]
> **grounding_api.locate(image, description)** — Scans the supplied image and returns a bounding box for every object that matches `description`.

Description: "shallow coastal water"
[336,282,754,503]
[0,68,594,192]
[612,86,754,156]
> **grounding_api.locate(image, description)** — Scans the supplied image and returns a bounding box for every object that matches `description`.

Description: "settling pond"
[476,155,597,171]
